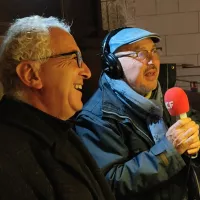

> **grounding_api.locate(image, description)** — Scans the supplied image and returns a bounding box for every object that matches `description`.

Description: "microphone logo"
[165,101,174,109]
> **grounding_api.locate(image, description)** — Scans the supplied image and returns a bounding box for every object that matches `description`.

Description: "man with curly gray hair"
[0,15,115,200]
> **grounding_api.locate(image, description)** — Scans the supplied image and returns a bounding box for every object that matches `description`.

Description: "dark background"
[0,0,106,104]
[0,0,199,111]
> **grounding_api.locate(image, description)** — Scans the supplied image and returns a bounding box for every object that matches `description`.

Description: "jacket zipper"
[102,110,154,145]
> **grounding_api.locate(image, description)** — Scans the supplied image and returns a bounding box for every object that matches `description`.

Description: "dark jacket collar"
[0,95,73,147]
[0,96,116,200]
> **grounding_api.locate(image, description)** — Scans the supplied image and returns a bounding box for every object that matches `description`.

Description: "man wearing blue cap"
[75,27,200,200]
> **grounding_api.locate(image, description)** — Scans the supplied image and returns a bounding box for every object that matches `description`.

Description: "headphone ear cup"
[105,53,123,79]
[100,27,132,79]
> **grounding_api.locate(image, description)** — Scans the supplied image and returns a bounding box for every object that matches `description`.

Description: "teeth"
[74,84,82,90]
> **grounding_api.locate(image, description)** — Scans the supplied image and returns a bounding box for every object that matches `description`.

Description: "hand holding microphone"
[164,87,200,155]
[166,118,199,155]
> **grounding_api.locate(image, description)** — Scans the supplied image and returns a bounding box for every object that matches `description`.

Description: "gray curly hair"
[0,15,71,97]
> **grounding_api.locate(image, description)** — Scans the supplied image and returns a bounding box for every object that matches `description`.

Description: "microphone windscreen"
[164,87,189,116]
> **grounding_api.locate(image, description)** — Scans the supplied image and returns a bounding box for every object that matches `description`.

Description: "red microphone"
[164,87,189,119]
[164,87,198,157]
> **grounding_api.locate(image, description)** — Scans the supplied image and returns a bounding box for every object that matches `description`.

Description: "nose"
[147,58,153,65]
[80,62,92,79]
[147,51,158,65]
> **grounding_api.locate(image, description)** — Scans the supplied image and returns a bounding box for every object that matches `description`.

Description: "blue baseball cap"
[109,27,161,53]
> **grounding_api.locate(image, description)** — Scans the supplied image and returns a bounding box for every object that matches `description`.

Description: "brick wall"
[101,0,200,90]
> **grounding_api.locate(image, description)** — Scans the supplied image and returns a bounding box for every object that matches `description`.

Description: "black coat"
[0,96,115,200]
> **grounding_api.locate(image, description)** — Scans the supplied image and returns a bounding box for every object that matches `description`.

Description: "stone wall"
[101,0,136,30]
[101,0,200,91]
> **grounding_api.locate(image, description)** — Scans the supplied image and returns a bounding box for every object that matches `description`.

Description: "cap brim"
[129,35,161,45]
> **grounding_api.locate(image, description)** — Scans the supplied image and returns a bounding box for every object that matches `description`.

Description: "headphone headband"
[101,27,132,79]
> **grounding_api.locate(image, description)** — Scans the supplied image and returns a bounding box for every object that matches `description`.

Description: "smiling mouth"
[74,84,82,91]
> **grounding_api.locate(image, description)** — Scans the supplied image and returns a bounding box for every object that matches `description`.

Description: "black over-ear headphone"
[101,27,132,79]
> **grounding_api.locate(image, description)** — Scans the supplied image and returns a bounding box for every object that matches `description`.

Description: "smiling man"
[75,27,200,200]
[0,15,115,200]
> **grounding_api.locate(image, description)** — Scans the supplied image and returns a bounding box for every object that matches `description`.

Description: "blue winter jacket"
[75,74,193,200]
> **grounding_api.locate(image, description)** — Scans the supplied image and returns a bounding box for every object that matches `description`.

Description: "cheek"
[123,64,144,84]
[157,62,160,74]
[68,88,83,112]
[123,69,139,83]
[40,66,72,97]
[39,63,59,85]
[63,70,80,101]
[154,59,160,69]
[120,57,143,80]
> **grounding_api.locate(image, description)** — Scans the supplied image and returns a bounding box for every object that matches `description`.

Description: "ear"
[16,62,43,89]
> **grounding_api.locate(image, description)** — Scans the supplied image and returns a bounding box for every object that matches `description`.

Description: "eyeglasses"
[30,51,83,68]
[48,51,83,68]
[115,47,162,63]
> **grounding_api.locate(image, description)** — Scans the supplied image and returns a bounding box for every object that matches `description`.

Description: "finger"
[171,128,185,140]
[182,133,199,147]
[187,147,200,155]
[181,127,198,141]
[174,128,198,146]
[182,122,199,132]
[188,141,200,149]
[173,124,198,138]
[168,118,191,133]
[174,123,199,138]
[182,121,196,130]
